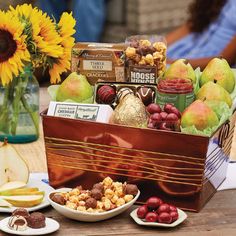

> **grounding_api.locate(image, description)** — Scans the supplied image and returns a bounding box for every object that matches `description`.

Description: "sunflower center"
[0,30,17,63]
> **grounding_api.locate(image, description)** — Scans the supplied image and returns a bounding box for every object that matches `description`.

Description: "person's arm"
[166,23,190,46]
[167,35,236,69]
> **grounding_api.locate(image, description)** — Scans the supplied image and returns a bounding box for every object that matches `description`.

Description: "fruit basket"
[41,108,236,212]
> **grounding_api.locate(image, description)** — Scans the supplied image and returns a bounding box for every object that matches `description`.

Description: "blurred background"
[0,0,192,42]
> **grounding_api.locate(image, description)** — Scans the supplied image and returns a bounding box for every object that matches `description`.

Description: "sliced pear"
[0,188,44,196]
[0,181,26,192]
[1,195,44,207]
[0,198,12,207]
[0,140,29,187]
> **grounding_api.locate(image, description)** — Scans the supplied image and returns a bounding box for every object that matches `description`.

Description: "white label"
[47,102,113,123]
[76,106,99,120]
[83,60,112,71]
[54,104,77,118]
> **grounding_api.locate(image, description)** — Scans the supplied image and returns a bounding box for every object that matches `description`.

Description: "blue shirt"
[167,0,236,59]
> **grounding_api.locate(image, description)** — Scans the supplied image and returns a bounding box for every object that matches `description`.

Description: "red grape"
[157,203,171,214]
[158,212,172,224]
[145,212,159,222]
[137,205,149,219]
[146,197,163,210]
[170,211,179,222]
[146,103,162,114]
[166,113,179,122]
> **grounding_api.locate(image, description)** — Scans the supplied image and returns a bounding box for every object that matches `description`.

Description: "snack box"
[71,43,125,85]
[41,109,236,212]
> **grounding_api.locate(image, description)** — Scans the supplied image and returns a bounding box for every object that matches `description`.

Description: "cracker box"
[71,43,125,85]
[41,109,236,212]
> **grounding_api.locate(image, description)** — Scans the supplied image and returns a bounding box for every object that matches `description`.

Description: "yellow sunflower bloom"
[49,12,76,83]
[0,11,30,85]
[9,4,63,59]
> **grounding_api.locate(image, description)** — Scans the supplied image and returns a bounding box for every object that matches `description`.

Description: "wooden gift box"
[41,110,236,212]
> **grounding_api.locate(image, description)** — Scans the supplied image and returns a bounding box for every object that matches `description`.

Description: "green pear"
[200,58,235,93]
[56,72,93,102]
[181,100,219,131]
[164,59,196,83]
[196,81,232,107]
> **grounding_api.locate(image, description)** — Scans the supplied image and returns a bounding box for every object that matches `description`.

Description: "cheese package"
[71,43,125,85]
[47,102,113,123]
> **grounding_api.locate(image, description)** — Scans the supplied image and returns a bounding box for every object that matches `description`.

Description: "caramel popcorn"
[66,201,77,210]
[124,194,134,203]
[103,176,113,187]
[105,189,115,199]
[116,198,126,207]
[51,177,138,214]
[125,37,167,83]
[145,54,154,66]
[125,47,136,58]
[140,39,151,47]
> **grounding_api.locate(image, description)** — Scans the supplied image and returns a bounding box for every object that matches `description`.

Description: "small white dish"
[0,217,60,235]
[0,179,54,213]
[48,188,140,222]
[130,208,187,227]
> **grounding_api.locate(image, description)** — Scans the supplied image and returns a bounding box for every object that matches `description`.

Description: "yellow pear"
[0,140,29,187]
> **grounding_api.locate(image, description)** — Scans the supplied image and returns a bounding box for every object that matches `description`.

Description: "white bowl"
[48,188,140,222]
[130,208,187,227]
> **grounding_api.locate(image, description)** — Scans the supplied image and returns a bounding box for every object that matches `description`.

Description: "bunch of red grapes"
[137,196,179,224]
[146,103,181,131]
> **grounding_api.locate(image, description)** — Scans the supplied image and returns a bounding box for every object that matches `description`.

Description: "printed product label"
[54,104,99,121]
[129,66,157,84]
[83,60,112,71]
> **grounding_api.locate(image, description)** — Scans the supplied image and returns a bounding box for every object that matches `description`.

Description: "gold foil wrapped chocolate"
[110,93,148,128]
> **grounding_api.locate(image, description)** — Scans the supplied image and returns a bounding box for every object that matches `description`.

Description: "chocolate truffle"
[91,188,103,200]
[117,87,134,102]
[136,86,155,106]
[12,208,30,220]
[85,197,97,209]
[8,215,27,231]
[124,184,139,195]
[51,193,66,205]
[97,85,116,104]
[93,183,104,193]
[27,212,46,229]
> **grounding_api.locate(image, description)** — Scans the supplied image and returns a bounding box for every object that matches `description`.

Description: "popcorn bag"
[125,35,167,84]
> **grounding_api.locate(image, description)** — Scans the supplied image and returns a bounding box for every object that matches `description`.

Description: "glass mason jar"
[0,65,39,143]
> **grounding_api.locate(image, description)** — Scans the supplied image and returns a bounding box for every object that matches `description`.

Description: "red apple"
[145,212,159,222]
[137,205,149,219]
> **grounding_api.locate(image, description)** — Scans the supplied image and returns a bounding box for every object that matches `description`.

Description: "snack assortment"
[8,208,46,232]
[71,43,125,85]
[137,196,179,224]
[50,177,139,213]
[125,35,167,84]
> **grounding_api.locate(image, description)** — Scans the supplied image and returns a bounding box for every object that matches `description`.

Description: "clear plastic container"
[125,35,167,84]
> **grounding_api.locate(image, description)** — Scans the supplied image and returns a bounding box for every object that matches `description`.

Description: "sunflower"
[9,4,63,59]
[49,12,76,83]
[0,11,30,85]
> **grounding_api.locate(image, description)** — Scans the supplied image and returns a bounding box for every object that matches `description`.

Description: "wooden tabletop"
[1,87,236,236]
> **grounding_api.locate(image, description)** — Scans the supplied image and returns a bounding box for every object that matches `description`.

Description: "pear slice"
[0,140,29,187]
[1,195,44,207]
[0,188,44,196]
[0,181,26,192]
[0,198,12,207]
